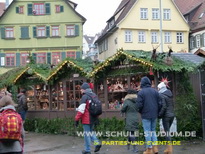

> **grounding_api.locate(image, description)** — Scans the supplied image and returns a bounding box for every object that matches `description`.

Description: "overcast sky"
[0,0,121,36]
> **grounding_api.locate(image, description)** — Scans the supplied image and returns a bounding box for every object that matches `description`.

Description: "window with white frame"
[151,31,158,43]
[51,26,59,36]
[152,8,159,20]
[33,3,45,15]
[5,27,14,38]
[140,8,148,19]
[176,32,183,43]
[52,52,61,65]
[5,53,15,66]
[189,37,195,49]
[21,53,29,66]
[196,35,201,48]
[163,9,171,20]
[37,53,46,64]
[37,26,46,37]
[125,30,132,42]
[66,25,75,36]
[138,31,146,43]
[164,32,171,43]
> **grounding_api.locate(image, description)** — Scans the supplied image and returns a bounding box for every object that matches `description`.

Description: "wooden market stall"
[0,58,93,119]
[90,49,200,118]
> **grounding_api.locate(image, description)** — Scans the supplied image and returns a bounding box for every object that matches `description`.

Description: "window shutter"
[76,51,81,59]
[27,4,33,15]
[0,53,5,66]
[21,27,29,38]
[32,53,36,63]
[45,3,50,15]
[75,25,79,36]
[1,27,5,39]
[33,27,36,37]
[61,52,66,60]
[194,36,197,48]
[16,7,19,13]
[47,52,51,64]
[60,6,64,12]
[16,53,20,66]
[46,26,50,37]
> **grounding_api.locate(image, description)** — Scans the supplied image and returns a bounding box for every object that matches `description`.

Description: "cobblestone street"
[24,132,205,154]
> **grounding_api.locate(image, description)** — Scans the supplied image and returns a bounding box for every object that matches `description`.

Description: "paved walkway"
[24,132,205,154]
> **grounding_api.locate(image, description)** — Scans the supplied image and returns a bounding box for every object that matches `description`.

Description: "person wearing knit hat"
[158,82,175,154]
[81,82,90,90]
[75,82,101,154]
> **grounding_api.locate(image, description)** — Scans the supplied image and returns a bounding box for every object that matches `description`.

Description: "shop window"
[36,53,46,64]
[67,51,76,59]
[107,77,128,110]
[5,53,15,66]
[52,52,61,65]
[66,80,83,110]
[51,82,64,110]
[27,84,49,110]
[21,53,29,66]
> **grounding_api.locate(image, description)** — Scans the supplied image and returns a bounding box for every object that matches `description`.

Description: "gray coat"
[17,93,28,112]
[0,105,24,153]
[121,94,138,131]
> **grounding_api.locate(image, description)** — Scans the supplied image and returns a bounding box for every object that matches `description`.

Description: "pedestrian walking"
[158,82,175,154]
[121,89,138,153]
[75,82,102,154]
[0,95,24,154]
[17,89,28,124]
[136,76,160,154]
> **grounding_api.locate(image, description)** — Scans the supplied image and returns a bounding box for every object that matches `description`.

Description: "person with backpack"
[75,82,102,154]
[17,89,28,123]
[158,82,175,154]
[121,89,139,153]
[0,95,24,154]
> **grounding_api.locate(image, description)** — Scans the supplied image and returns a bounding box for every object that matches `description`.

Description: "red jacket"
[75,90,99,124]
[75,99,90,124]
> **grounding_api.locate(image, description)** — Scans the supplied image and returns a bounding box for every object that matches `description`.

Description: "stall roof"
[172,53,205,67]
[90,49,204,78]
[0,58,93,88]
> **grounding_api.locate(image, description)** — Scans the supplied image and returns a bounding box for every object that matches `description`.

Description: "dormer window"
[108,19,115,29]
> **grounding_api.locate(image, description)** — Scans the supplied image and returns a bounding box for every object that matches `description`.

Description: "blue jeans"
[142,118,158,148]
[83,124,100,152]
[18,110,27,121]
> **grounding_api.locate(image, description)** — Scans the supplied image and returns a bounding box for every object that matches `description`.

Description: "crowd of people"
[75,76,175,154]
[0,75,174,154]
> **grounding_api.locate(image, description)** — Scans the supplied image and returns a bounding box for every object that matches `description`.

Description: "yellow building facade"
[97,0,190,60]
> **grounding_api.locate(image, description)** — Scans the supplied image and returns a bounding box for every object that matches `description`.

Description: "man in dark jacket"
[136,76,160,154]
[158,82,175,154]
[17,89,28,123]
[75,82,101,154]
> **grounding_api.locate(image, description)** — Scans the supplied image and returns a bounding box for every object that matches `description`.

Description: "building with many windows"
[0,0,86,67]
[175,0,205,55]
[96,0,190,60]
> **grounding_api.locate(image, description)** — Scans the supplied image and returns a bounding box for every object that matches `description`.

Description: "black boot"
[82,150,91,154]
[94,145,102,152]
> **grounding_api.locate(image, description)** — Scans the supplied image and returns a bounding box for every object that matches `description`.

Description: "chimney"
[5,0,10,9]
